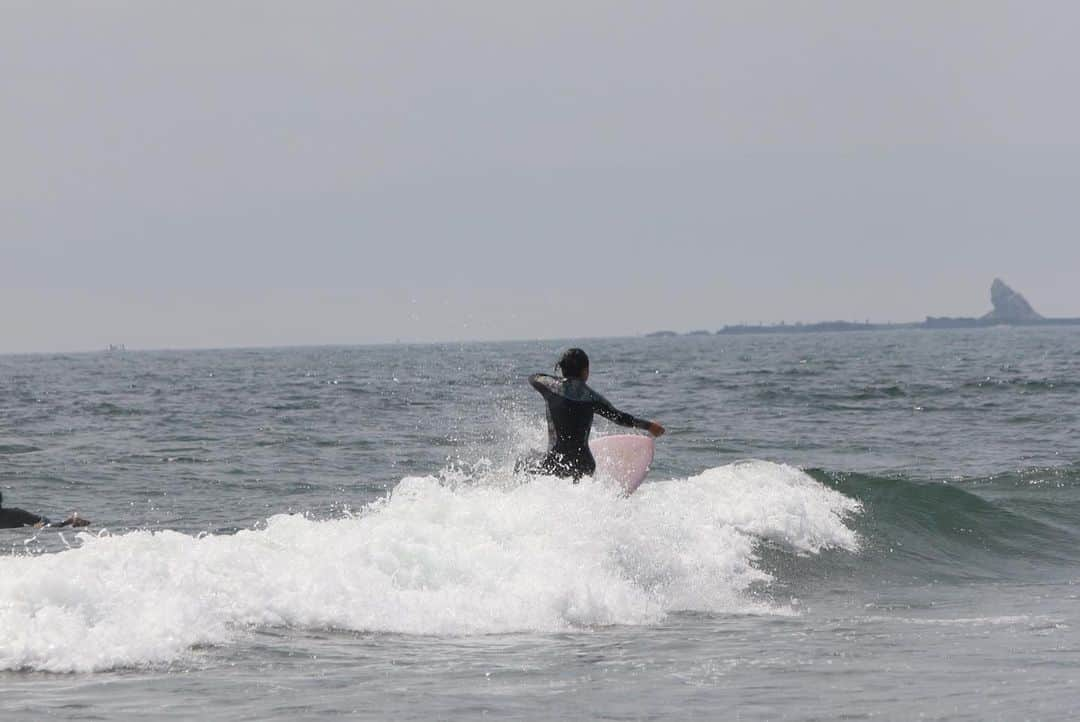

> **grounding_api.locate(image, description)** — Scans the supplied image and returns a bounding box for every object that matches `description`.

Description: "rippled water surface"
[2,328,1079,720]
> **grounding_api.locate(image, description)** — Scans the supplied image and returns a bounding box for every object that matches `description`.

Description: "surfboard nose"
[589,434,655,494]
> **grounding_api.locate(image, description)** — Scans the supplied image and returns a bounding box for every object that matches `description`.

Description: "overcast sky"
[3,1,1078,352]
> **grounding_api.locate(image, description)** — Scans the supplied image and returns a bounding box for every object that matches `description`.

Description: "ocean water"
[1,329,1078,720]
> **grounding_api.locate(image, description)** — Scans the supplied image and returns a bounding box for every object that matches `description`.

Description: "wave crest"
[0,460,859,673]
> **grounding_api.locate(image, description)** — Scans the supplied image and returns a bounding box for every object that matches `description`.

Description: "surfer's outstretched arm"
[592,397,666,437]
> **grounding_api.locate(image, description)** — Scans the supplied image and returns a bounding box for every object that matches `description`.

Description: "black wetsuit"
[527,373,653,479]
[0,507,47,529]
[0,491,52,528]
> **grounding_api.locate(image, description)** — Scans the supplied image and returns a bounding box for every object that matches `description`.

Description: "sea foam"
[0,460,859,672]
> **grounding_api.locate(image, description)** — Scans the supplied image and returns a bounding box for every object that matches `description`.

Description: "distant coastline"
[648,279,1080,337]
[711,317,1080,336]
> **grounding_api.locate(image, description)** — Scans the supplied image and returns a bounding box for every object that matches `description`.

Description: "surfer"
[523,348,665,479]
[0,491,90,529]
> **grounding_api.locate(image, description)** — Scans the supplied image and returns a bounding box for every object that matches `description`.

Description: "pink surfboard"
[590,434,655,494]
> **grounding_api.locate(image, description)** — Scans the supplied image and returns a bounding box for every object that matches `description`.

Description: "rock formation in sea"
[981,278,1043,323]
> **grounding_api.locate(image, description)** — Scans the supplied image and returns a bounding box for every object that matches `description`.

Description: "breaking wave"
[0,460,858,673]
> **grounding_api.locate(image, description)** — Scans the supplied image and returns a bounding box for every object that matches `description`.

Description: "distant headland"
[647,279,1080,337]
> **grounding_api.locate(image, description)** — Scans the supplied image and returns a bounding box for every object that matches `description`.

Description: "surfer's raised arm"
[528,373,558,395]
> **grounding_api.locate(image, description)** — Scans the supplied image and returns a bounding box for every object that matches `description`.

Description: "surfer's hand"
[62,513,91,528]
[648,422,666,438]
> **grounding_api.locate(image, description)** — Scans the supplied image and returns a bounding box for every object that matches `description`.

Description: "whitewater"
[1,462,858,673]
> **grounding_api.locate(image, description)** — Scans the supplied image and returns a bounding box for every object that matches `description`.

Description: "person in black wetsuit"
[0,491,90,529]
[523,348,665,479]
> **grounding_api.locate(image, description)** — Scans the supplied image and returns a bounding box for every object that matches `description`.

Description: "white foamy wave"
[0,460,859,672]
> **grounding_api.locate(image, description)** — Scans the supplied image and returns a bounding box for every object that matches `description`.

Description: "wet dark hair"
[556,348,590,379]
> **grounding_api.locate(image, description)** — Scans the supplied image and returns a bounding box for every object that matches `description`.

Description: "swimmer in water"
[0,491,90,529]
[523,348,665,480]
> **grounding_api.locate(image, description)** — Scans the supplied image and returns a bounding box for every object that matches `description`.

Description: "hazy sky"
[3,1,1078,352]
